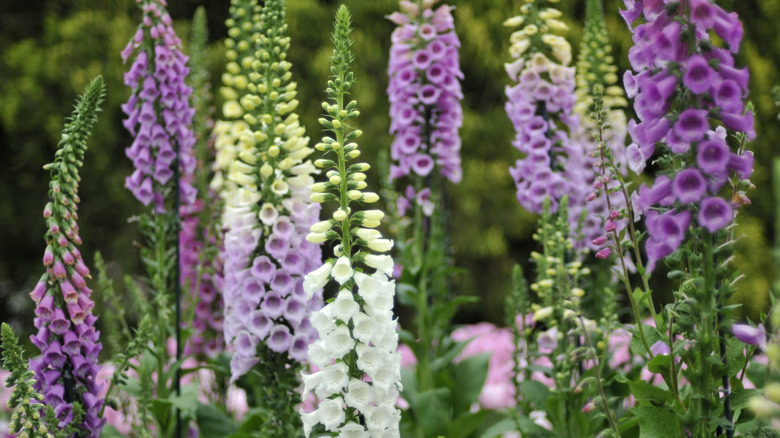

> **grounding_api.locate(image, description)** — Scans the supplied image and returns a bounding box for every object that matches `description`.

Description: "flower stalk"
[300,6,402,436]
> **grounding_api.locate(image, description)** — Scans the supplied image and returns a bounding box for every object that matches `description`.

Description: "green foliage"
[0,323,53,438]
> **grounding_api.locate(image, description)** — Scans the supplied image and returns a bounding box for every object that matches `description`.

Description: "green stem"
[596,118,654,361]
[696,233,716,436]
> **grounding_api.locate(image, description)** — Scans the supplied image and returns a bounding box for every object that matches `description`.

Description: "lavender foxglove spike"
[623,0,755,271]
[29,76,106,437]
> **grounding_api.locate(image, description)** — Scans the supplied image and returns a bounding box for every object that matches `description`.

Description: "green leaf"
[520,380,551,408]
[746,360,768,388]
[729,388,762,411]
[397,283,420,307]
[452,353,490,415]
[227,408,271,437]
[415,388,452,436]
[169,384,201,421]
[430,340,470,373]
[431,296,479,326]
[478,418,516,438]
[100,425,126,438]
[149,398,174,426]
[196,404,237,438]
[629,325,663,356]
[725,337,748,377]
[628,380,673,404]
[632,406,682,438]
[445,410,491,438]
[646,354,671,375]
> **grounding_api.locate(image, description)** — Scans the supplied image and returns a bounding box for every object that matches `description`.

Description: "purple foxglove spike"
[61,280,78,304]
[718,63,749,92]
[689,0,716,29]
[650,340,670,356]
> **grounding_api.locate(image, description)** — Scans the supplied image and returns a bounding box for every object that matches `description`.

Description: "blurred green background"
[0,0,777,340]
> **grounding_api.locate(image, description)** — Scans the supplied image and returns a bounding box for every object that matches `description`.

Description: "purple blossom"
[731,323,766,350]
[698,197,733,233]
[623,0,754,270]
[387,0,463,216]
[121,0,196,213]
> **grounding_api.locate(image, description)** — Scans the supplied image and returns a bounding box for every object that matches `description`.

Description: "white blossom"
[332,256,354,284]
[303,262,333,299]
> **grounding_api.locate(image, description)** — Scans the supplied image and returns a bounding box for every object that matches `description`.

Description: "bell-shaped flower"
[317,397,347,432]
[333,289,359,323]
[303,262,333,298]
[331,256,354,285]
[697,197,733,233]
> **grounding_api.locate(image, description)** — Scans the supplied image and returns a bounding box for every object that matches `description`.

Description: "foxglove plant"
[504,0,592,249]
[28,76,106,436]
[121,1,198,434]
[511,199,620,436]
[181,6,225,358]
[385,4,470,428]
[219,0,322,381]
[623,0,755,434]
[299,6,402,436]
[121,0,197,213]
[625,0,754,272]
[386,0,463,211]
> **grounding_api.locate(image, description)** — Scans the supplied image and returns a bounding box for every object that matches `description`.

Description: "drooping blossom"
[387,0,463,215]
[504,1,591,243]
[28,77,106,436]
[219,0,323,380]
[300,7,402,436]
[121,0,197,213]
[622,0,754,271]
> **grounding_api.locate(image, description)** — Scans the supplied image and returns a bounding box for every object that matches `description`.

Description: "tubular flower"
[574,0,630,255]
[181,7,225,357]
[504,0,591,240]
[220,0,322,381]
[387,0,463,214]
[300,7,401,436]
[622,0,754,271]
[28,77,106,436]
[121,0,197,213]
